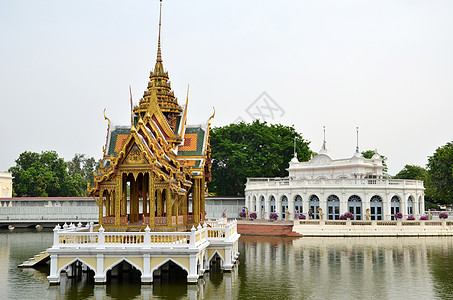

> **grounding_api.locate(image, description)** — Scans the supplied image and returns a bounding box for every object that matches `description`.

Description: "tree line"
[8,151,98,197]
[7,121,453,206]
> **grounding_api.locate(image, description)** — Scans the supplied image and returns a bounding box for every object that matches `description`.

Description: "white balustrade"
[247,178,424,189]
[50,219,239,251]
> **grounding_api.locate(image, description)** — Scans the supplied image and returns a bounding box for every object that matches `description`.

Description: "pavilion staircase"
[18,251,50,268]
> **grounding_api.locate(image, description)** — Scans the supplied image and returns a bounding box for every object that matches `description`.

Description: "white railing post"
[225,223,231,241]
[98,226,105,248]
[190,226,196,248]
[53,224,61,248]
[144,226,151,247]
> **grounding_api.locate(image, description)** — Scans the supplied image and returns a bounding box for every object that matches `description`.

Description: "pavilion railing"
[51,219,239,250]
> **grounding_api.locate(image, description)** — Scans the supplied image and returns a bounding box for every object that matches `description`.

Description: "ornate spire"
[319,126,329,155]
[156,0,163,63]
[135,0,182,131]
[355,126,360,154]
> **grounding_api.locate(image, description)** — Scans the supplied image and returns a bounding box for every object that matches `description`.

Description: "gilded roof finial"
[157,0,163,63]
[208,106,216,126]
[129,85,134,126]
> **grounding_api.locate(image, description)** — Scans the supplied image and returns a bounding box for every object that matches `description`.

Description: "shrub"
[394,212,403,219]
[298,214,306,220]
[439,212,449,219]
[249,212,257,219]
[239,211,246,218]
[407,215,416,220]
[420,216,429,220]
[269,213,278,220]
[344,212,354,219]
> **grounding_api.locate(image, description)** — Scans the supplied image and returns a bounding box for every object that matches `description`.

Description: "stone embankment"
[237,219,302,237]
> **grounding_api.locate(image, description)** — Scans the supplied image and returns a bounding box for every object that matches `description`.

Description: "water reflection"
[4,230,453,299]
[239,236,450,300]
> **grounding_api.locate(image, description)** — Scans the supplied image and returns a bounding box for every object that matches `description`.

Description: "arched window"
[270,196,275,213]
[327,195,340,220]
[370,195,383,220]
[294,195,303,216]
[348,195,362,220]
[407,196,414,216]
[391,196,400,220]
[281,196,288,220]
[309,195,319,219]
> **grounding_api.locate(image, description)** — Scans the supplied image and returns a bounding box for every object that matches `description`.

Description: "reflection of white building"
[0,172,13,198]
[245,142,425,221]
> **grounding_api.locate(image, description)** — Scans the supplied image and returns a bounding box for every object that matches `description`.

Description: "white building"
[245,142,425,221]
[0,172,13,198]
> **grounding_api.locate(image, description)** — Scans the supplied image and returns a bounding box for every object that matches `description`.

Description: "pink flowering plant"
[439,212,449,219]
[298,214,306,220]
[394,212,403,220]
[249,212,257,219]
[269,213,278,220]
[239,211,246,218]
[406,215,416,220]
[420,216,429,220]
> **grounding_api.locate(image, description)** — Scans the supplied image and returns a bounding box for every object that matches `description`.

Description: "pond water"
[1,229,453,299]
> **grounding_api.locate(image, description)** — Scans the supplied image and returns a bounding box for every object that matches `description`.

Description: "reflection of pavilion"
[46,2,239,285]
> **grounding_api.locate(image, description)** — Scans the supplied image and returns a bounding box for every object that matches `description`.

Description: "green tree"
[208,121,312,196]
[67,154,98,186]
[9,151,68,197]
[362,150,388,173]
[426,141,453,204]
[8,151,96,197]
[394,165,427,181]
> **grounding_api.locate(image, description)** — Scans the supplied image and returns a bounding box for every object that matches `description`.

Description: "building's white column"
[319,191,325,220]
[276,195,282,220]
[303,191,309,216]
[264,196,270,220]
[341,193,348,215]
[401,194,408,217]
[288,193,295,221]
[384,192,390,220]
[362,192,368,220]
[256,197,261,218]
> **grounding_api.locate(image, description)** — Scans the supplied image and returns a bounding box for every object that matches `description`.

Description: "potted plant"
[439,212,449,219]
[239,211,246,218]
[339,214,347,220]
[298,214,306,220]
[344,212,354,220]
[420,216,429,221]
[406,215,416,220]
[394,212,403,220]
[269,213,278,221]
[249,212,257,220]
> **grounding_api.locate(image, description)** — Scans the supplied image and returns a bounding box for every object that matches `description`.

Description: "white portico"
[245,142,425,221]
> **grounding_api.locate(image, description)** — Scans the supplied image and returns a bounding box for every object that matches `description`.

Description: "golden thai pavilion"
[89,3,212,231]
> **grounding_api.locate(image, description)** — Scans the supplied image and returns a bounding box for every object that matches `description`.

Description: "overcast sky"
[1,0,452,175]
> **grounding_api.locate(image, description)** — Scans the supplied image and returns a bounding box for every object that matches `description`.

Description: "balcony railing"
[246,178,424,189]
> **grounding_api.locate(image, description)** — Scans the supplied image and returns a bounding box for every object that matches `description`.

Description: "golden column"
[115,176,121,226]
[166,188,172,227]
[149,174,155,226]
[193,178,200,223]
